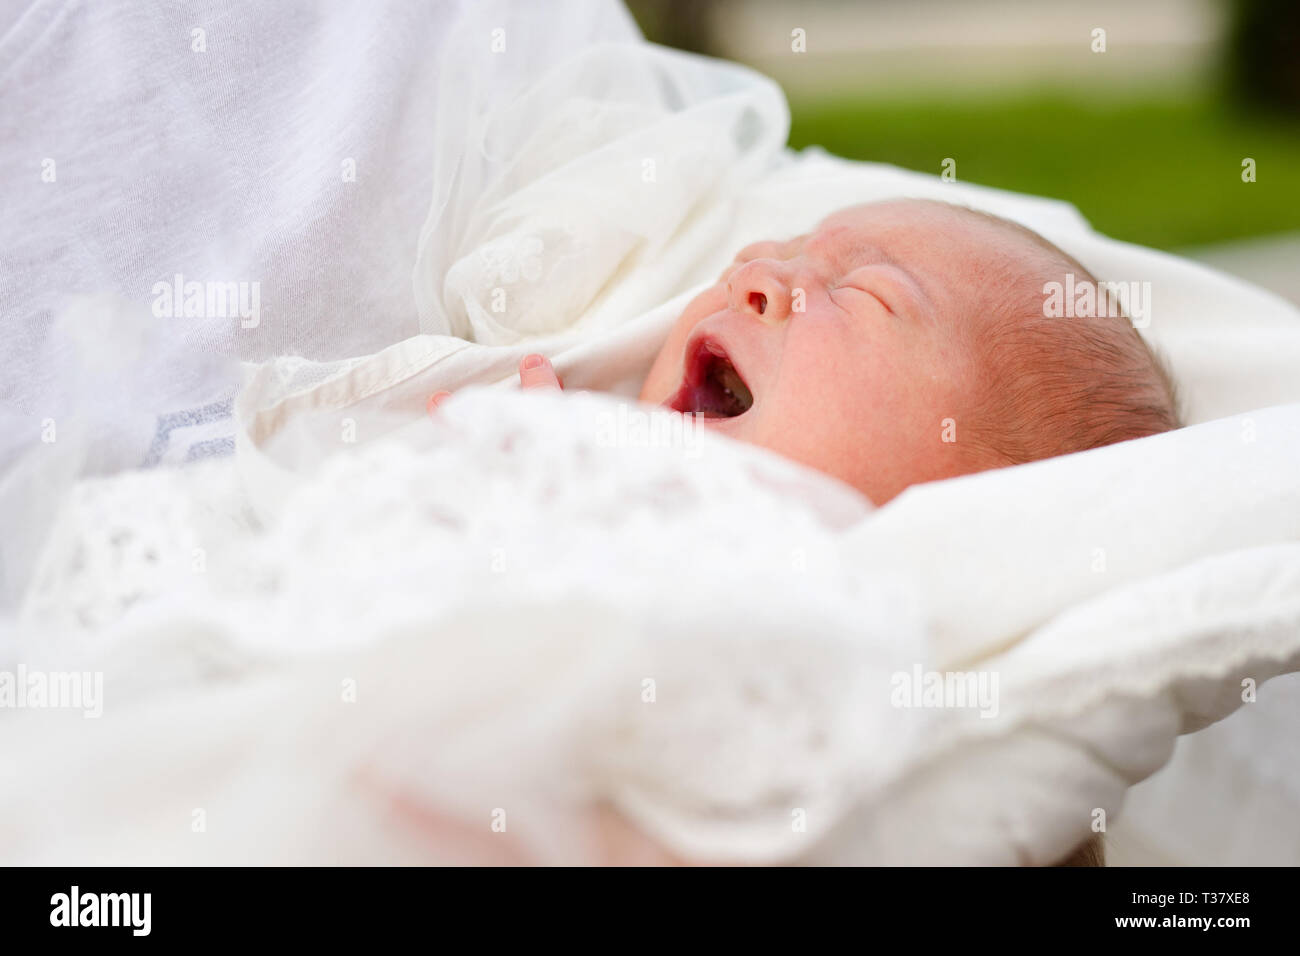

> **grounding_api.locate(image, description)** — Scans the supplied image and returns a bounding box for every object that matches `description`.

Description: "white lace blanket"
[4,390,1300,864]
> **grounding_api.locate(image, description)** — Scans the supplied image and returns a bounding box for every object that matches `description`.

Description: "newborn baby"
[421,198,1171,864]
[432,198,1180,505]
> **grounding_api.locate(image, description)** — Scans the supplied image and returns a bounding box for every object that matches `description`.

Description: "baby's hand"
[515,353,563,392]
[427,353,562,416]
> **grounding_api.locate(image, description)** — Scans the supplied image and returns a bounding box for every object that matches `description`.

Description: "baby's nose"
[726,260,790,326]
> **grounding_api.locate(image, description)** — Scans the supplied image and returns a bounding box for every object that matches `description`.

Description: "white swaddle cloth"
[6,386,1300,864]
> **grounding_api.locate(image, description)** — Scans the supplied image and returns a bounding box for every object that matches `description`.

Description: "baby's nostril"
[749,292,767,315]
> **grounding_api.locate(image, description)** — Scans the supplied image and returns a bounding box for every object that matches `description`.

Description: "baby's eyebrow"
[851,241,899,270]
[842,236,917,277]
[805,227,895,272]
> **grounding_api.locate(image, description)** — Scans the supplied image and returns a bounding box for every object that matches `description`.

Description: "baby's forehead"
[816,201,1058,282]
[735,201,938,265]
[790,203,942,269]
[760,217,901,272]
[815,199,974,247]
[807,202,984,285]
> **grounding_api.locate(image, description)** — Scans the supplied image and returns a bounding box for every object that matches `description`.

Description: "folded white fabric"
[1113,671,1300,865]
[6,389,1300,865]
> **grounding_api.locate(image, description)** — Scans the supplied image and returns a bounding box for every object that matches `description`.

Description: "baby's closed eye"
[837,265,926,320]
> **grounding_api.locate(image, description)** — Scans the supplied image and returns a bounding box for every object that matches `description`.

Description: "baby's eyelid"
[845,266,919,318]
[838,281,898,317]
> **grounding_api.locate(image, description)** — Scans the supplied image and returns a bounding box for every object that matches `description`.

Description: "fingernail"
[522,354,545,370]
[427,390,452,413]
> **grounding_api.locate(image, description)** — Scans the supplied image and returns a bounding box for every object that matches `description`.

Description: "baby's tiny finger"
[519,354,561,390]
[427,390,452,417]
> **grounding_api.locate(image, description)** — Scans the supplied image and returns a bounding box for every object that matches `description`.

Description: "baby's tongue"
[691,361,752,418]
[689,382,737,418]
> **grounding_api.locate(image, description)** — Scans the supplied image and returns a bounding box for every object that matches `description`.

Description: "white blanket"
[3,2,1300,865]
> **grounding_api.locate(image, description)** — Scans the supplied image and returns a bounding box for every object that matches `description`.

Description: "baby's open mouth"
[667,338,754,419]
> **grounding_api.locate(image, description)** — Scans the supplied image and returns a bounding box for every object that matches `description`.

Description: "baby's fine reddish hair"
[955,206,1181,465]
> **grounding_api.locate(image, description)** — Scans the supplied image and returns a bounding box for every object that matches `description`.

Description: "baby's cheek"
[639,348,677,403]
[771,351,899,478]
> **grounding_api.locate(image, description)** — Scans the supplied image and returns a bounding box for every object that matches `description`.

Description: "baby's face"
[640,199,1023,504]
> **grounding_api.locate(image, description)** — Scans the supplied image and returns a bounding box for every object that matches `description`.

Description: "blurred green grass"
[788,92,1300,250]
